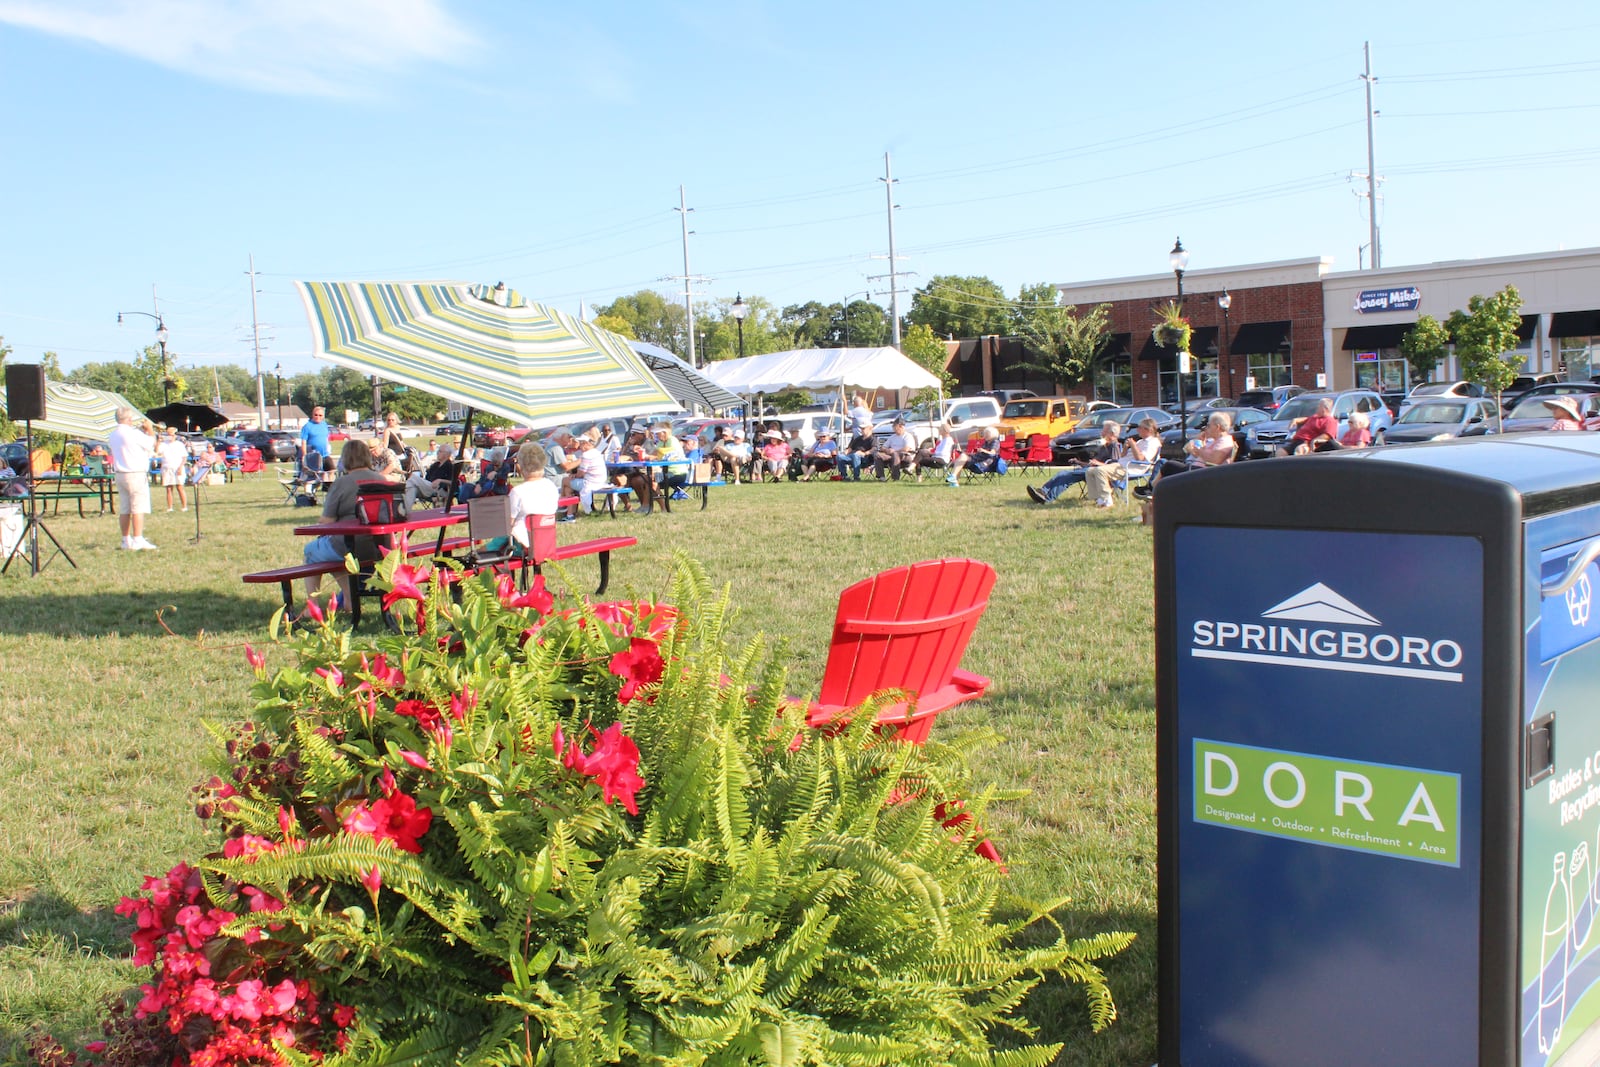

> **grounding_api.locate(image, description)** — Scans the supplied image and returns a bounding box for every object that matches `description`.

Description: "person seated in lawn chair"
[965,426,1004,475]
[872,419,919,481]
[836,424,874,482]
[1026,419,1123,506]
[460,446,516,504]
[918,423,969,486]
[710,427,753,484]
[757,430,791,483]
[404,442,459,511]
[798,429,839,481]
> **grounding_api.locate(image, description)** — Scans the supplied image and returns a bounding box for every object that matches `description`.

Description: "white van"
[895,396,1004,445]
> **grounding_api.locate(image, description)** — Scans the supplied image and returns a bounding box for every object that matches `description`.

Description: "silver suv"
[1245,389,1393,456]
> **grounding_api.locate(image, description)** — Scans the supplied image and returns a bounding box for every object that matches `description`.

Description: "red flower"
[551,726,565,757]
[448,687,477,721]
[313,665,343,689]
[566,723,645,815]
[593,600,678,640]
[608,637,664,704]
[244,644,264,673]
[399,749,431,771]
[302,599,324,625]
[501,574,554,615]
[382,561,431,617]
[360,865,382,899]
[343,792,432,853]
[277,806,296,839]
[393,698,443,731]
[379,767,397,796]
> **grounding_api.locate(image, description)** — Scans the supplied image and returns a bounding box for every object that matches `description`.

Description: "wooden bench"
[243,537,471,629]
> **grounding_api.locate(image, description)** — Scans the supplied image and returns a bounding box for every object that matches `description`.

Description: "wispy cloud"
[0,0,479,96]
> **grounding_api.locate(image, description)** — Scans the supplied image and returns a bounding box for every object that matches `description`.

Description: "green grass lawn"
[0,466,1158,1066]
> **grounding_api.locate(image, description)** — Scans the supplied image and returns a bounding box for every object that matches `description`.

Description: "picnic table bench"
[243,537,472,629]
[33,471,113,517]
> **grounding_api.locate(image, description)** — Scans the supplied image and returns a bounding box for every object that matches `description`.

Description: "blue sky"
[2,0,1597,378]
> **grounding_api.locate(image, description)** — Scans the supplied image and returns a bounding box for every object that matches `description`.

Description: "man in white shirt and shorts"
[108,407,158,550]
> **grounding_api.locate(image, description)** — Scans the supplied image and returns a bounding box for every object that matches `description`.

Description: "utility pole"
[878,153,905,346]
[677,185,697,367]
[1362,41,1381,269]
[248,254,267,428]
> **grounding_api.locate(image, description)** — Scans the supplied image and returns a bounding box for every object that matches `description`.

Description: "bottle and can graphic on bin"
[1541,851,1571,1055]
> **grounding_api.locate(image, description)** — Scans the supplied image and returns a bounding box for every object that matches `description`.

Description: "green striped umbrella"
[295,281,678,428]
[1,381,141,439]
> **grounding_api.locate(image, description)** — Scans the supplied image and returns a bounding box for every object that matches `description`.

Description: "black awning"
[1227,320,1290,354]
[1342,323,1414,351]
[1550,310,1600,339]
[1098,332,1131,359]
[1517,314,1538,342]
[1138,327,1216,362]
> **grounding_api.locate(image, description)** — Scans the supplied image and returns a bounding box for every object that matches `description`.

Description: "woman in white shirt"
[158,428,190,512]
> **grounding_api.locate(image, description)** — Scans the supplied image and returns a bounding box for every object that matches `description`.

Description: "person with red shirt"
[1280,397,1340,456]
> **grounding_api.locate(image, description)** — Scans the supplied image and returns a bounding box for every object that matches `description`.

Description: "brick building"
[1054,257,1331,408]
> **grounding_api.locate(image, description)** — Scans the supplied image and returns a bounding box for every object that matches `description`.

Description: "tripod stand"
[1,420,76,576]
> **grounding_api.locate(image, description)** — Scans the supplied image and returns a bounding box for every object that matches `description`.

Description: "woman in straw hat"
[1543,395,1585,431]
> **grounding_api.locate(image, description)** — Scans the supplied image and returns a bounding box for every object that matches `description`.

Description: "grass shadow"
[0,889,126,957]
[0,591,273,638]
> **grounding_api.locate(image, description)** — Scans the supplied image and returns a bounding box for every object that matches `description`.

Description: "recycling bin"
[1154,432,1600,1066]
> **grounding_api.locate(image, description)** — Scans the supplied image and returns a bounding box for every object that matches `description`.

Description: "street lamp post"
[275,363,283,429]
[841,290,872,347]
[116,310,172,405]
[730,293,748,360]
[1170,237,1190,446]
[1217,289,1232,399]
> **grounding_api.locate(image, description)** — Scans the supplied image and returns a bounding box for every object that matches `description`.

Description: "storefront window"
[1560,337,1596,381]
[1244,351,1292,388]
[1353,351,1409,392]
[1158,355,1220,405]
[1094,355,1132,404]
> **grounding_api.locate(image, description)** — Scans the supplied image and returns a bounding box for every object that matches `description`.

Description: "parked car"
[1157,407,1269,461]
[769,410,849,450]
[1235,384,1306,414]
[977,388,1037,406]
[1244,388,1393,457]
[997,396,1085,443]
[1398,380,1484,413]
[1,440,30,473]
[1497,387,1600,434]
[1161,395,1236,416]
[1379,397,1500,444]
[436,422,466,437]
[1051,406,1174,464]
[239,429,299,462]
[473,425,533,448]
[896,396,1004,444]
[1500,373,1563,409]
[1378,391,1407,419]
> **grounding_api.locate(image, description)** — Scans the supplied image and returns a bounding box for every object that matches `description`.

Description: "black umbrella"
[145,401,228,433]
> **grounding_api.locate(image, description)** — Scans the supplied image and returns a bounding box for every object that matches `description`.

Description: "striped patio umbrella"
[627,340,742,411]
[1,381,142,439]
[295,281,679,428]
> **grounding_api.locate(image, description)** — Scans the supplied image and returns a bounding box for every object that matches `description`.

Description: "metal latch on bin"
[1527,711,1556,787]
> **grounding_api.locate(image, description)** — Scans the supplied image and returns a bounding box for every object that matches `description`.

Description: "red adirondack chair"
[804,558,996,744]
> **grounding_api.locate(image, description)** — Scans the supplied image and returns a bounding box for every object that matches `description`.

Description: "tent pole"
[447,408,474,516]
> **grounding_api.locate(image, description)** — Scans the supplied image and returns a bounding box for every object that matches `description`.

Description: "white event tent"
[701,346,940,396]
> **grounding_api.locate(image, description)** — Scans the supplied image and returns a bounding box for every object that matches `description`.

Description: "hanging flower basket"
[1151,300,1192,352]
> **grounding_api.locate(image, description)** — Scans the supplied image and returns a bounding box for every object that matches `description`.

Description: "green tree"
[1013,284,1110,391]
[592,290,688,351]
[592,313,636,340]
[907,275,1012,339]
[837,299,888,348]
[900,322,954,404]
[1448,285,1524,424]
[779,301,835,349]
[1399,315,1451,388]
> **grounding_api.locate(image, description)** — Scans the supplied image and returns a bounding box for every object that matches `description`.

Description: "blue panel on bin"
[1539,538,1600,663]
[1174,526,1482,1067]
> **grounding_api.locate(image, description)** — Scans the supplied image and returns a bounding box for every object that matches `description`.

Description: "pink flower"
[313,665,343,689]
[393,698,443,731]
[608,637,664,704]
[360,865,382,898]
[277,806,295,839]
[399,750,431,771]
[303,599,324,625]
[551,726,565,757]
[243,644,264,673]
[381,561,431,619]
[502,575,554,615]
[448,687,477,721]
[379,767,397,797]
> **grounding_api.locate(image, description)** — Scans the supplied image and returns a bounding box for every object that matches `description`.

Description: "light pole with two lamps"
[116,310,172,405]
[1170,238,1190,446]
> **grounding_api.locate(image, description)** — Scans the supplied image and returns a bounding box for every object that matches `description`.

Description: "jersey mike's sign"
[1356,286,1421,313]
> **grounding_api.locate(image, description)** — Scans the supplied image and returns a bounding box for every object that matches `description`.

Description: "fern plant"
[45,554,1131,1066]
